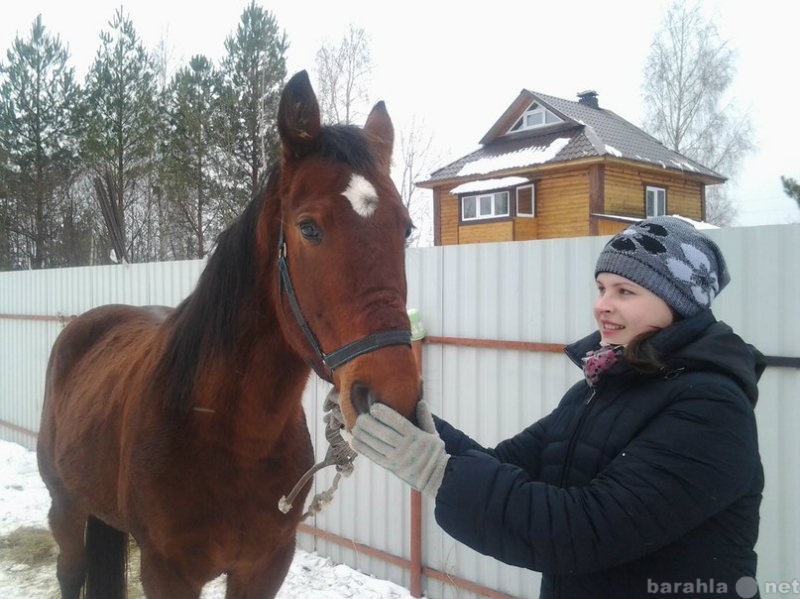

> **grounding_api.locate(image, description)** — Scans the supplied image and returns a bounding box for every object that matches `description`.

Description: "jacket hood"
[566,310,766,406]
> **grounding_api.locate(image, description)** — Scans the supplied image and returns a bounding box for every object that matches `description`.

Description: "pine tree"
[82,7,161,263]
[160,55,222,259]
[781,176,800,212]
[0,15,83,269]
[216,1,287,223]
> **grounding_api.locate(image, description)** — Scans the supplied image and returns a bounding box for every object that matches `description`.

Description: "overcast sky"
[2,0,799,227]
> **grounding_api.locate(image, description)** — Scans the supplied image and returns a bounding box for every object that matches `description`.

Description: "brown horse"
[37,70,421,599]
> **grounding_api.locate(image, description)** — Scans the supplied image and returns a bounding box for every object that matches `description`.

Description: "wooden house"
[416,89,725,245]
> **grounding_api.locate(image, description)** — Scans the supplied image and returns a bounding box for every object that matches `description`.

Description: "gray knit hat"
[595,216,730,317]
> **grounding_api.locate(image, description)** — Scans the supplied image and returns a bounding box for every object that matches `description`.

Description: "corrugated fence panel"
[700,226,800,595]
[0,260,207,449]
[0,223,798,598]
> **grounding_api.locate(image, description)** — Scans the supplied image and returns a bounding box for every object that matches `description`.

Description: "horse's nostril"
[350,380,377,416]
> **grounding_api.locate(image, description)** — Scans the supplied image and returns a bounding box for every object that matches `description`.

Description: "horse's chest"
[125,413,314,564]
[133,445,312,570]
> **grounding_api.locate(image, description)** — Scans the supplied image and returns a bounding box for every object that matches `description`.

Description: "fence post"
[409,309,425,597]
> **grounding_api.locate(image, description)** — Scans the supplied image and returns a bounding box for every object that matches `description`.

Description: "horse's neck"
[174,193,312,452]
[192,300,311,451]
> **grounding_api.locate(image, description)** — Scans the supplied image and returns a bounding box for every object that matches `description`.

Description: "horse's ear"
[278,70,322,161]
[364,101,394,173]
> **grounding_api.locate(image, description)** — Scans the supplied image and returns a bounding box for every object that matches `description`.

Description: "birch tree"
[642,0,754,226]
[396,117,439,247]
[314,25,372,125]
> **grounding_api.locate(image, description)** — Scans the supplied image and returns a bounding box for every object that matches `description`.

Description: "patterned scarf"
[582,344,624,387]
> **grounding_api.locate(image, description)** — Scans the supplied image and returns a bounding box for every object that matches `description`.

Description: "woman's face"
[594,273,675,345]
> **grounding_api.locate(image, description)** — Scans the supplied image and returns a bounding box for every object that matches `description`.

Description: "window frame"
[461,191,510,221]
[645,185,667,217]
[516,184,535,217]
[458,182,537,223]
[510,103,561,133]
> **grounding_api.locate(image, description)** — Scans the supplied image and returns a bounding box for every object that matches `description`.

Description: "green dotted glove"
[351,400,448,499]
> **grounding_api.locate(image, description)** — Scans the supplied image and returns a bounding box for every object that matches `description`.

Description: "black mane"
[156,171,273,417]
[313,124,378,172]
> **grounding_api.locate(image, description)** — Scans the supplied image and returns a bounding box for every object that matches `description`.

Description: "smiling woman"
[593,273,675,346]
[350,215,767,599]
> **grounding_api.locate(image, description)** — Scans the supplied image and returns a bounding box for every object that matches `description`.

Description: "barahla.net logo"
[647,578,730,596]
[648,576,800,597]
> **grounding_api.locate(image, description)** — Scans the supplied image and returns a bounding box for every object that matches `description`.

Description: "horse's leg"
[47,493,88,599]
[225,539,296,599]
[139,545,202,599]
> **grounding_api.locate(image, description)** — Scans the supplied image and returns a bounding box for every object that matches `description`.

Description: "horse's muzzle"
[350,380,380,416]
[349,379,423,426]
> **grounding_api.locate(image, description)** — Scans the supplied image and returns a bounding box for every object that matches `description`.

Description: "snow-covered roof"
[421,89,725,186]
[456,139,569,178]
[450,176,529,195]
[591,213,719,230]
[670,214,719,229]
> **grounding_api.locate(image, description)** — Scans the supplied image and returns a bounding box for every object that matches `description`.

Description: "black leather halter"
[277,226,411,382]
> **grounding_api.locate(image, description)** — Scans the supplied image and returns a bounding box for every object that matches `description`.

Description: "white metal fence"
[1,224,798,599]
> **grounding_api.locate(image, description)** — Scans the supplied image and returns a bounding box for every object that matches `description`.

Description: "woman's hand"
[351,400,448,498]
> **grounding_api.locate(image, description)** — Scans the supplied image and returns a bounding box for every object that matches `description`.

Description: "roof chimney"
[577,90,599,109]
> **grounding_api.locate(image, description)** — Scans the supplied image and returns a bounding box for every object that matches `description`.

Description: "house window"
[516,184,535,217]
[462,191,510,221]
[510,102,561,132]
[646,186,666,217]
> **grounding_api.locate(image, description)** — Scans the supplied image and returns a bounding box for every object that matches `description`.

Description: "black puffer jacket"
[433,310,765,599]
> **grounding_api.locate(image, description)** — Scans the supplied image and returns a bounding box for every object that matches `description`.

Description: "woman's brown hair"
[623,331,665,375]
[623,309,681,376]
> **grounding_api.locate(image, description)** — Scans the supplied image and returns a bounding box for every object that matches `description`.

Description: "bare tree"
[395,116,440,247]
[642,0,754,226]
[314,24,372,125]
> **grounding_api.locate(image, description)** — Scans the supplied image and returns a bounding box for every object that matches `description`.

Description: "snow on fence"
[1,224,798,599]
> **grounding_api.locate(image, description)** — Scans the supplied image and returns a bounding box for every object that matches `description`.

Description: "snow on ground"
[0,440,416,599]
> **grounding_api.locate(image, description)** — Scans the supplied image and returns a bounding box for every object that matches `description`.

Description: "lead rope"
[278,389,358,520]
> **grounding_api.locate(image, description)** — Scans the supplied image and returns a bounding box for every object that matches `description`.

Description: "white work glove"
[351,400,448,499]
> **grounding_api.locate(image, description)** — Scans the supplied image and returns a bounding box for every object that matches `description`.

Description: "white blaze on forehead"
[342,174,378,218]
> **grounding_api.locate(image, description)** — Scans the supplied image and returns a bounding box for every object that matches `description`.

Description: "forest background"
[1,0,798,271]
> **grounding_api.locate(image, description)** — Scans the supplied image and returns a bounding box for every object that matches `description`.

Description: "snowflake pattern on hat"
[595,216,730,317]
[665,243,721,306]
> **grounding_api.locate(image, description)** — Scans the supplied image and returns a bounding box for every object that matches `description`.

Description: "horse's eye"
[404,224,415,240]
[298,221,322,243]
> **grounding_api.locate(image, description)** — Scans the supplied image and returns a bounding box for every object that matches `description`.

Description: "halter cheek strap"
[277,226,411,382]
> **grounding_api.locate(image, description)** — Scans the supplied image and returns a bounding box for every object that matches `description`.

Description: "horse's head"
[268,70,422,428]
